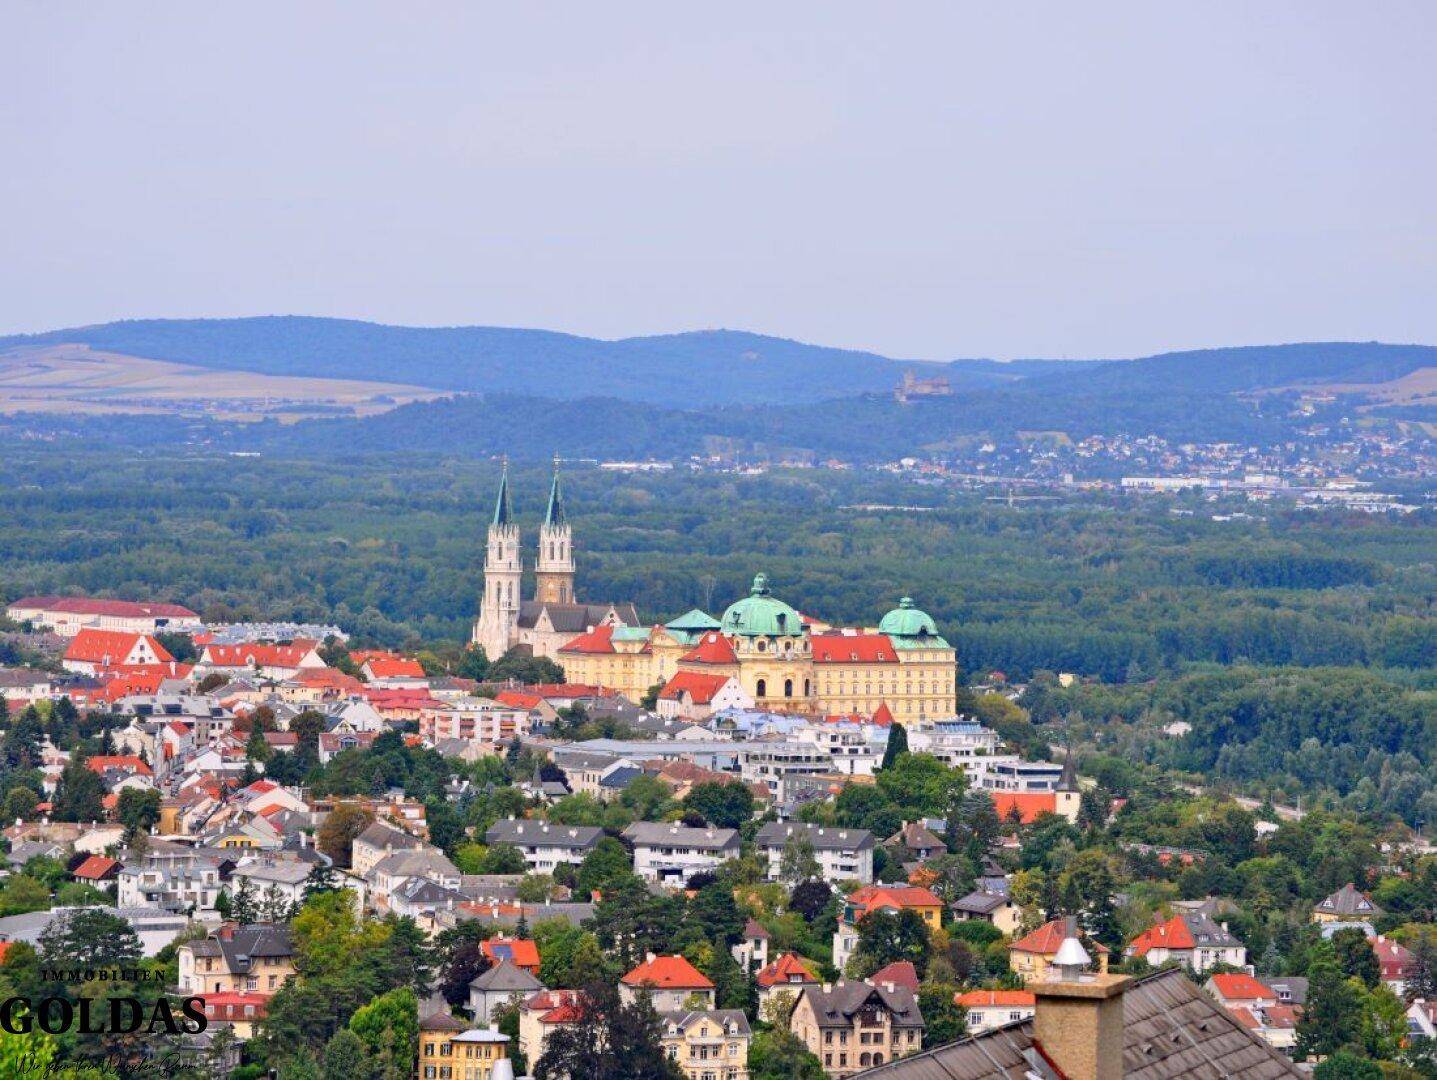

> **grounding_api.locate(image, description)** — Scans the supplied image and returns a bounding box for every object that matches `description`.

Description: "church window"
[783,679,793,698]
[804,679,811,696]
[757,639,767,653]
[756,679,767,698]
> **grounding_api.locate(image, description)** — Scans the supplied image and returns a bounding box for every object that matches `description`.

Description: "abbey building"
[474,466,958,724]
[471,463,638,662]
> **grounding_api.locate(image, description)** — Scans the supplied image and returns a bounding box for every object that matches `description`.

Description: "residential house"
[63,629,173,675]
[884,821,946,864]
[789,980,924,1077]
[659,1009,751,1080]
[950,888,1022,936]
[622,822,741,886]
[656,672,753,721]
[1126,913,1246,974]
[485,819,602,872]
[1312,882,1383,924]
[755,953,820,1015]
[833,885,943,973]
[955,990,1036,1034]
[480,937,541,976]
[1008,919,1110,984]
[351,819,427,877]
[194,992,270,1039]
[469,960,545,1025]
[732,918,771,975]
[418,998,511,1080]
[118,845,223,913]
[755,822,875,886]
[177,923,296,995]
[229,857,312,912]
[620,954,716,1011]
[1370,935,1415,996]
[518,989,585,1066]
[6,596,199,637]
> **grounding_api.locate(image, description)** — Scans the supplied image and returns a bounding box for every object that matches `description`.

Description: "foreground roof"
[852,969,1299,1079]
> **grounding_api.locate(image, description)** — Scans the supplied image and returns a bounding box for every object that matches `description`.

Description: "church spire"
[492,458,514,527]
[544,455,566,527]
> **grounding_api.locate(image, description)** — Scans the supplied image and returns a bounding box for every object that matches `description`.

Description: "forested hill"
[0,317,1053,407]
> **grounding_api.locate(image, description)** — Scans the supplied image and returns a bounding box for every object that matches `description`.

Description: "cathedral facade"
[471,463,639,662]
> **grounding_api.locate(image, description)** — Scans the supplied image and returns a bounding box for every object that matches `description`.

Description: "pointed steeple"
[544,455,566,527]
[1058,745,1079,792]
[492,458,514,527]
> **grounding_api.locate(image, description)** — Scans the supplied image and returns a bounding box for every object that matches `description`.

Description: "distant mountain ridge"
[2,317,1432,409]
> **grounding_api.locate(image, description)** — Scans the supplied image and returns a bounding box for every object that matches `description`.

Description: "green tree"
[576,836,635,896]
[747,1027,825,1080]
[317,803,375,868]
[918,982,967,1046]
[533,980,681,1080]
[1312,1051,1381,1080]
[52,755,106,822]
[779,837,821,885]
[1297,954,1364,1058]
[852,909,931,979]
[38,908,142,970]
[321,1029,375,1080]
[349,987,418,1080]
[1331,927,1380,989]
[881,723,909,769]
[1,785,39,822]
[116,787,162,840]
[487,649,564,686]
[682,781,756,829]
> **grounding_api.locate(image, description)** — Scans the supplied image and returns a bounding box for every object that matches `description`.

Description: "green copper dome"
[878,596,940,638]
[719,574,806,637]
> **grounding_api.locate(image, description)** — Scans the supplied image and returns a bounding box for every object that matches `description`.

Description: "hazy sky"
[4,3,1435,359]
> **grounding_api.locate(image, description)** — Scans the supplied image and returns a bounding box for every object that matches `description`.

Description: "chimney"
[1031,918,1130,1080]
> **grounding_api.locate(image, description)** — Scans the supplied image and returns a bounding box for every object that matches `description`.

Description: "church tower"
[534,457,575,605]
[472,461,523,658]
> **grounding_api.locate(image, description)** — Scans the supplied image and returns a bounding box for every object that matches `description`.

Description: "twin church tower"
[471,461,637,661]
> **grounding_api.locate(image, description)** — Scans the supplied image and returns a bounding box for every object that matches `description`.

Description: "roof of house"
[952,890,1013,916]
[679,632,739,666]
[1010,918,1110,957]
[869,961,921,992]
[1207,974,1275,1001]
[10,596,197,619]
[557,625,617,654]
[203,641,318,669]
[852,969,1300,1079]
[361,657,427,679]
[848,885,944,917]
[470,958,544,994]
[65,629,173,666]
[658,670,733,705]
[518,602,641,635]
[955,990,1036,1008]
[622,822,739,851]
[742,918,770,940]
[485,819,603,850]
[72,855,122,880]
[658,1008,752,1037]
[756,821,875,852]
[480,937,540,969]
[621,954,714,990]
[1128,913,1241,957]
[1314,882,1383,918]
[801,981,923,1029]
[86,755,153,777]
[888,821,946,852]
[989,792,1060,825]
[756,953,819,988]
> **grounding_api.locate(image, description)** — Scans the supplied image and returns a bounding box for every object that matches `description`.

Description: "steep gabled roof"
[658,670,732,705]
[1009,918,1110,957]
[756,952,818,988]
[65,629,173,666]
[679,631,739,666]
[621,954,714,990]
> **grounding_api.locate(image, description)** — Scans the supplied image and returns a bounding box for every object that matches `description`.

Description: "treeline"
[0,451,1431,682]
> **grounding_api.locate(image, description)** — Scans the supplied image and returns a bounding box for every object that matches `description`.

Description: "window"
[756,679,767,698]
[783,679,793,698]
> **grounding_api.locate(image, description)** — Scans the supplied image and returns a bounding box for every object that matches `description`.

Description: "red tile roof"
[871,703,895,726]
[293,667,365,691]
[202,641,319,669]
[363,657,427,679]
[11,596,196,619]
[847,884,944,918]
[658,671,732,705]
[1207,973,1274,1001]
[526,683,615,699]
[1010,918,1110,956]
[812,633,899,664]
[558,625,617,654]
[64,629,173,666]
[85,755,153,777]
[990,792,1059,825]
[869,960,920,992]
[496,690,543,709]
[679,632,738,666]
[481,937,541,970]
[955,990,1036,1008]
[72,855,121,880]
[1129,915,1196,956]
[756,953,818,988]
[620,954,714,990]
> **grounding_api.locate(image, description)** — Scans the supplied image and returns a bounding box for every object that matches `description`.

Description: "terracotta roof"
[363,657,426,679]
[1208,974,1274,1001]
[620,954,713,990]
[811,633,898,664]
[871,703,895,726]
[955,990,1035,1008]
[990,792,1059,825]
[293,667,365,691]
[658,670,732,705]
[203,641,319,669]
[557,625,617,654]
[756,953,818,988]
[11,596,196,619]
[65,629,173,666]
[1130,915,1197,955]
[869,960,921,992]
[86,755,153,777]
[1010,918,1110,956]
[742,918,770,940]
[72,855,121,880]
[496,690,543,709]
[525,683,616,698]
[679,632,739,666]
[481,937,540,969]
[847,884,944,917]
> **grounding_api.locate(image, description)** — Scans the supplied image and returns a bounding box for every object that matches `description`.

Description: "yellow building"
[660,1008,752,1080]
[418,1002,511,1080]
[557,575,957,725]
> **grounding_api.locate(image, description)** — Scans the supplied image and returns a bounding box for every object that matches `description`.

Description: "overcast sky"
[4,2,1434,359]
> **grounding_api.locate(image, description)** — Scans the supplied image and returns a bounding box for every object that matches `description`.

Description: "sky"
[3,2,1435,360]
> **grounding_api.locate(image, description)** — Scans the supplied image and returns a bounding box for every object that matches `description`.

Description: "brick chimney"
[1031,918,1131,1080]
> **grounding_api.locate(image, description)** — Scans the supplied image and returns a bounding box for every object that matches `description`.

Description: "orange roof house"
[85,755,153,778]
[72,855,122,882]
[678,632,739,666]
[756,952,819,990]
[1008,918,1110,984]
[63,629,172,673]
[480,937,541,975]
[619,954,715,1008]
[845,884,944,929]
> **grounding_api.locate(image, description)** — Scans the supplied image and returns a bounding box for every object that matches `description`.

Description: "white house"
[485,819,603,872]
[621,822,740,886]
[755,822,875,885]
